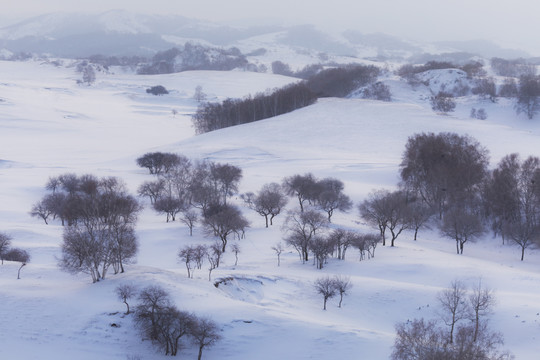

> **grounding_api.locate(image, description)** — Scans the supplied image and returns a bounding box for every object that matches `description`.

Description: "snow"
[1,59,540,360]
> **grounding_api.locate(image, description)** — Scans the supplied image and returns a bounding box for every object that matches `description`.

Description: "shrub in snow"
[146,85,169,95]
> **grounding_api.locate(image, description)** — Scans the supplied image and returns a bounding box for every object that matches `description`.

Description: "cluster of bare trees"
[313,275,352,310]
[137,152,249,252]
[358,131,539,259]
[392,280,512,360]
[116,284,221,358]
[31,173,142,282]
[0,232,30,279]
[177,241,233,281]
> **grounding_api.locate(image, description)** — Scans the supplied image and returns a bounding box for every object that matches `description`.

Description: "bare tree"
[207,242,222,281]
[202,204,249,253]
[138,179,166,205]
[358,189,391,245]
[135,286,195,356]
[437,280,468,344]
[230,243,240,266]
[430,91,456,114]
[153,196,185,222]
[315,177,352,222]
[440,206,485,254]
[400,132,489,218]
[282,173,319,212]
[178,246,196,278]
[282,209,328,263]
[515,74,540,119]
[116,284,138,314]
[314,276,337,310]
[484,154,540,260]
[180,209,199,236]
[4,248,30,279]
[309,236,334,269]
[0,232,12,265]
[191,317,221,360]
[271,242,284,266]
[29,199,53,224]
[242,183,288,227]
[469,280,495,343]
[136,152,182,175]
[333,275,352,308]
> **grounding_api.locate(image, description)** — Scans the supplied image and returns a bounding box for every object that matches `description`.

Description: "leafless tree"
[116,283,138,314]
[179,209,198,236]
[314,276,337,310]
[4,248,30,279]
[469,280,495,343]
[400,132,489,218]
[440,205,485,255]
[271,242,284,266]
[138,179,166,205]
[207,242,223,281]
[309,236,334,269]
[333,275,352,308]
[358,189,391,245]
[202,204,249,253]
[282,173,319,212]
[282,209,328,263]
[430,91,456,114]
[515,74,540,119]
[153,196,185,222]
[437,280,468,344]
[231,243,240,266]
[484,154,540,260]
[29,199,53,224]
[136,152,182,175]
[135,286,195,356]
[191,317,222,360]
[178,246,196,278]
[315,177,352,222]
[242,182,288,227]
[0,232,12,265]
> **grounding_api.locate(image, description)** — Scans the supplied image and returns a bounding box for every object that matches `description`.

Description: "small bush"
[146,85,169,96]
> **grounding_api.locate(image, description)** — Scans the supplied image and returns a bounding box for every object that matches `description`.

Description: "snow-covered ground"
[1,60,540,359]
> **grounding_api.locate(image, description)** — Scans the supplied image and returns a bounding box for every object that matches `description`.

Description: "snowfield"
[1,60,540,360]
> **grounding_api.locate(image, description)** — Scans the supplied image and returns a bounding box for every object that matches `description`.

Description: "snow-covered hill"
[1,59,540,360]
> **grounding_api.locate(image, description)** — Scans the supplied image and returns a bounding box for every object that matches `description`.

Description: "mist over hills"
[0,10,529,59]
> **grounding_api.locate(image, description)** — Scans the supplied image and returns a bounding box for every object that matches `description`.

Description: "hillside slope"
[0,60,539,359]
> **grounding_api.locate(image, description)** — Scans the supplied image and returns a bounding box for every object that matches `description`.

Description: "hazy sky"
[4,0,540,55]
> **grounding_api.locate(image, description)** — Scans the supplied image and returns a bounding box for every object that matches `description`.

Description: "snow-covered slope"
[1,60,540,360]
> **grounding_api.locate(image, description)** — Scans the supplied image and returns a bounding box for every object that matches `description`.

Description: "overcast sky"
[4,0,540,55]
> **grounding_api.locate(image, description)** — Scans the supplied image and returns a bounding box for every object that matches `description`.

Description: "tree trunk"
[198,345,204,360]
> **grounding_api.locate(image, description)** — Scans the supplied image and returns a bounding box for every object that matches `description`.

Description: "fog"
[4,0,540,56]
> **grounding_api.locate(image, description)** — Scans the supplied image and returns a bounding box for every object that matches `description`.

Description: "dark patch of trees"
[193,64,383,134]
[490,57,536,77]
[192,82,317,134]
[515,74,540,119]
[430,92,456,114]
[138,42,248,74]
[242,183,288,227]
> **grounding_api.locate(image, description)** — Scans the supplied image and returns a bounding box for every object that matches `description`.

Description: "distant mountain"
[0,10,283,57]
[0,10,531,60]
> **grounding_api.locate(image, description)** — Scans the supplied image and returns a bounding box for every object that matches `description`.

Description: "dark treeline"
[193,64,381,134]
[138,43,249,75]
[192,82,317,134]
